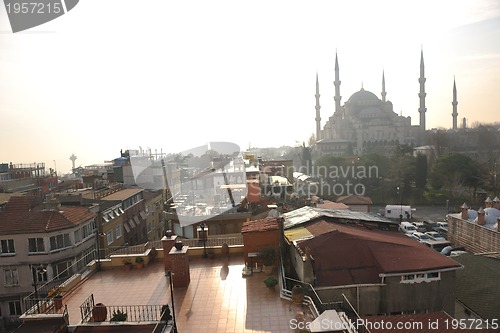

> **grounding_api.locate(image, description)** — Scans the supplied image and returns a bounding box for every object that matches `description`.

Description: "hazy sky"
[1,0,500,174]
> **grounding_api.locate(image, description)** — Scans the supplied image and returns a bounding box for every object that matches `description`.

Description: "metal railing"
[80,302,168,323]
[24,251,95,302]
[180,235,243,248]
[143,235,243,250]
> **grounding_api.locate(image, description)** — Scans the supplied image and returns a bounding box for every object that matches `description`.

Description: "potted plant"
[258,247,276,273]
[110,309,127,321]
[48,286,63,310]
[123,259,132,271]
[264,276,278,289]
[135,257,144,269]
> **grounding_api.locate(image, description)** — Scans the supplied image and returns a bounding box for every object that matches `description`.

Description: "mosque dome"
[347,88,380,104]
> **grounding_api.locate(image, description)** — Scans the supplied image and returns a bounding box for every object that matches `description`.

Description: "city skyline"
[1,0,500,174]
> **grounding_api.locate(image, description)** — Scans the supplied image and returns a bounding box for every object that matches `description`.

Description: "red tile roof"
[3,195,37,212]
[336,195,373,205]
[296,219,462,287]
[241,217,279,233]
[316,200,349,210]
[0,197,96,235]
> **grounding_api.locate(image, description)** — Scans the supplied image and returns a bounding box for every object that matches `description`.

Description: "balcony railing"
[80,294,171,323]
[180,235,243,248]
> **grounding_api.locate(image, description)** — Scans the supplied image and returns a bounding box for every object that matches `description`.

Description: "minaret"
[418,49,427,131]
[381,70,387,102]
[315,73,321,140]
[452,77,458,130]
[334,51,342,114]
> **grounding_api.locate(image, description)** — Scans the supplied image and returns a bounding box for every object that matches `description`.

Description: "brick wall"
[161,235,178,271]
[242,229,279,266]
[169,246,190,287]
[448,214,500,254]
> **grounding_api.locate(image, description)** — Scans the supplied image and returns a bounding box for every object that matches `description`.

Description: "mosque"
[315,50,460,156]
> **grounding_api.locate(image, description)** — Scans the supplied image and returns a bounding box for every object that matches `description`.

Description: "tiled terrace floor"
[64,254,314,332]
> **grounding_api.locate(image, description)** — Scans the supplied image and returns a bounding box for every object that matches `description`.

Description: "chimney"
[477,207,485,226]
[497,217,500,232]
[460,202,469,220]
[485,197,493,208]
[493,196,500,210]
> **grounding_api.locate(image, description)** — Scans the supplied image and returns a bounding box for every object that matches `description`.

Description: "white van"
[400,221,417,235]
[385,205,413,220]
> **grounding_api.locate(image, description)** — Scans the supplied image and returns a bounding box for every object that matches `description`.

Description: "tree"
[429,152,483,200]
[415,154,427,189]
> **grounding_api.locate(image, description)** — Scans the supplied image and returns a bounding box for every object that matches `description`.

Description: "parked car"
[412,222,426,232]
[423,219,438,231]
[400,221,417,235]
[437,221,448,230]
[425,231,446,241]
[412,232,431,242]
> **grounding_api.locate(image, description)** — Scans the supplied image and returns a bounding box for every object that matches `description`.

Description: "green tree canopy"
[430,152,483,193]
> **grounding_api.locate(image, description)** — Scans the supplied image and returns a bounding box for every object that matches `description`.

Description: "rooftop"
[287,219,462,287]
[0,197,96,235]
[453,252,500,321]
[281,206,395,230]
[241,217,279,233]
[62,254,314,332]
[99,188,143,201]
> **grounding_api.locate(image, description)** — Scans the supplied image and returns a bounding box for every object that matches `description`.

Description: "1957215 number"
[444,318,498,330]
[5,2,62,14]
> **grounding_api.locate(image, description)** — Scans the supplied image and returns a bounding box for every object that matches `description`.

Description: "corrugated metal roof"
[284,226,313,242]
[282,206,394,230]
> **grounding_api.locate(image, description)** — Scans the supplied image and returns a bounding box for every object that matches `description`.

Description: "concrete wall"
[448,215,500,254]
[288,243,314,285]
[316,271,456,316]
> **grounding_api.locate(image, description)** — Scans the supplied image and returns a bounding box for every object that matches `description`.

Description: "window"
[53,261,71,279]
[115,225,122,239]
[402,274,415,281]
[1,239,15,255]
[8,301,22,316]
[401,272,440,283]
[107,231,113,245]
[79,222,94,241]
[74,229,82,243]
[4,268,19,286]
[28,238,45,253]
[49,234,71,251]
[31,266,47,283]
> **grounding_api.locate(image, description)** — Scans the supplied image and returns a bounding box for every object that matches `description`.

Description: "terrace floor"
[63,254,314,333]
